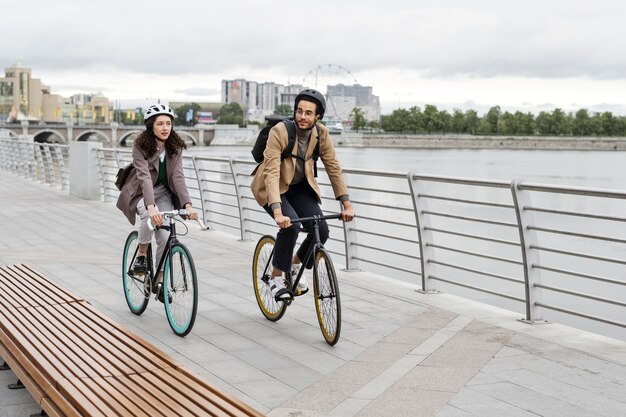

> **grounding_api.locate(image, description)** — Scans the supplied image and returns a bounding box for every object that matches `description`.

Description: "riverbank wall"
[334,133,626,150]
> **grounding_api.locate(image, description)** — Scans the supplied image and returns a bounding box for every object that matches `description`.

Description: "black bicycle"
[252,214,342,345]
[122,209,198,337]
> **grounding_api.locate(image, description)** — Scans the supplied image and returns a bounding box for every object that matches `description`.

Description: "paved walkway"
[1,171,625,417]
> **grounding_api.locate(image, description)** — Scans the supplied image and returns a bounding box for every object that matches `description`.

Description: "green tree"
[451,109,465,133]
[483,106,502,134]
[218,102,244,125]
[406,106,423,133]
[551,108,569,135]
[381,108,410,132]
[422,104,440,134]
[464,109,480,134]
[174,102,201,126]
[368,120,381,132]
[499,111,517,135]
[535,111,552,135]
[349,107,367,132]
[274,104,292,117]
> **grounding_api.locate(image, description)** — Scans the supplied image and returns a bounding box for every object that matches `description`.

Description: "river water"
[195,145,626,190]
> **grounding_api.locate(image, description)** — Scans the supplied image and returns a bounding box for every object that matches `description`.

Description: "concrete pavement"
[1,171,625,417]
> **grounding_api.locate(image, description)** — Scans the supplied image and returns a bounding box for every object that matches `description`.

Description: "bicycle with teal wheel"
[122,209,198,337]
[252,214,342,345]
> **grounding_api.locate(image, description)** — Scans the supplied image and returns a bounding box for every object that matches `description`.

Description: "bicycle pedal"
[293,287,309,297]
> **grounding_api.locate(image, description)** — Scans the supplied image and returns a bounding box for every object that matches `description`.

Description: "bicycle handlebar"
[147,209,196,231]
[290,214,343,223]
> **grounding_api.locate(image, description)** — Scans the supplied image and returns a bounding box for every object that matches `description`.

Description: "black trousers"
[264,181,329,272]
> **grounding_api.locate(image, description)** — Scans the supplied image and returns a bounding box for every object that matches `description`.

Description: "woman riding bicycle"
[116,103,198,302]
[251,89,355,301]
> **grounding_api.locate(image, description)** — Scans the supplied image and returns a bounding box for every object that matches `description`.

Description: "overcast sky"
[3,0,625,115]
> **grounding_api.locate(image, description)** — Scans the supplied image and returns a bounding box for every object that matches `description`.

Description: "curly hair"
[134,117,187,158]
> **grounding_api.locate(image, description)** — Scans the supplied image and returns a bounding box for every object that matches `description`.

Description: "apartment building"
[222,77,380,124]
[0,62,111,123]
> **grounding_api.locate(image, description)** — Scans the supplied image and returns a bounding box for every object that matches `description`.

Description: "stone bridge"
[0,121,215,147]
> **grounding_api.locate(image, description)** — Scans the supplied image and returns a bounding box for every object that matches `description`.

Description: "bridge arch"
[33,129,67,144]
[118,130,142,147]
[75,130,110,143]
[176,130,197,146]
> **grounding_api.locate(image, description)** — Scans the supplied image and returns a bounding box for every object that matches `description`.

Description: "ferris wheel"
[302,64,358,121]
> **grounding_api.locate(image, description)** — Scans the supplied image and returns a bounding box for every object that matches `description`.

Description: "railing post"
[57,145,69,190]
[341,200,359,271]
[44,145,55,186]
[229,159,247,241]
[407,171,439,293]
[34,144,45,183]
[510,179,548,324]
[189,156,208,231]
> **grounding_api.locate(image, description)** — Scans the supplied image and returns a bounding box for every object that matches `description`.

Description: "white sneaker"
[269,277,290,301]
[291,264,309,294]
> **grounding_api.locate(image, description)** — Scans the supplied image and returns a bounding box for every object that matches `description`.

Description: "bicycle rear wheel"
[122,231,150,315]
[163,243,198,337]
[252,235,287,321]
[313,248,341,345]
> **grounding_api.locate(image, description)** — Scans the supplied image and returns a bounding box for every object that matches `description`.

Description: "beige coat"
[116,145,191,225]
[251,122,349,207]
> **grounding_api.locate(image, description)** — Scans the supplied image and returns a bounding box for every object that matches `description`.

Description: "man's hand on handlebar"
[341,201,355,222]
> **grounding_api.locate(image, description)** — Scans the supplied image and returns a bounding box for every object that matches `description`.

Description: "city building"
[222,77,380,125]
[0,62,112,124]
[326,84,381,123]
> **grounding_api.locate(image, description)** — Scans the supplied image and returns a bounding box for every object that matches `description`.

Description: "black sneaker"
[157,285,173,304]
[133,256,148,273]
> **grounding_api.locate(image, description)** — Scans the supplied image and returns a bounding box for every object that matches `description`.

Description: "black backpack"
[251,115,321,176]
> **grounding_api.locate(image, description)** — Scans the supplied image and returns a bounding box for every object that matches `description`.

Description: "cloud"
[2,0,625,113]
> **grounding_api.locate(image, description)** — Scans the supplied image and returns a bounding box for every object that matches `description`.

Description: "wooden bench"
[0,264,265,417]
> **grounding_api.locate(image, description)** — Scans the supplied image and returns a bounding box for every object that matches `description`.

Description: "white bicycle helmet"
[144,103,175,120]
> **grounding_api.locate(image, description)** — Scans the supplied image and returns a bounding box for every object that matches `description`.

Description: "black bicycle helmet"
[294,88,326,120]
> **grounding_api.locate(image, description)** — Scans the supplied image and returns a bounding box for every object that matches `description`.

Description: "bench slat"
[5,306,98,378]
[54,302,170,374]
[0,265,82,307]
[163,367,265,417]
[0,337,47,403]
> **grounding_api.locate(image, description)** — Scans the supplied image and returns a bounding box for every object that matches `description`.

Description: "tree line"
[375,105,626,137]
[119,102,626,137]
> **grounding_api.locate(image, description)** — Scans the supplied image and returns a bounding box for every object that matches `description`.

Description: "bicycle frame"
[286,214,342,294]
[128,210,188,294]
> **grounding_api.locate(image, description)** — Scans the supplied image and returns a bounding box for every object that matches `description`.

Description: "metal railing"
[0,139,69,189]
[1,139,624,340]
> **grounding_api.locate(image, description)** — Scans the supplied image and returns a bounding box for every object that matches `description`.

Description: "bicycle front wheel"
[252,235,287,321]
[122,231,150,315]
[163,243,198,337]
[313,248,341,345]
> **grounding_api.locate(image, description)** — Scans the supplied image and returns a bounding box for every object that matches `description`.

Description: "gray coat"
[116,145,191,225]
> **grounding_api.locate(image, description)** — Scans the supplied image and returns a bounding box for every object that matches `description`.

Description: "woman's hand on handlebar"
[148,204,163,227]
[184,204,198,221]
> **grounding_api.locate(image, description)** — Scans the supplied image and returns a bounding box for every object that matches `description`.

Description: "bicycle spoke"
[314,249,341,345]
[122,231,150,315]
[164,243,198,337]
[252,236,287,321]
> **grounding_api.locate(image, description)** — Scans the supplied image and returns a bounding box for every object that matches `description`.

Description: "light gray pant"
[136,185,174,270]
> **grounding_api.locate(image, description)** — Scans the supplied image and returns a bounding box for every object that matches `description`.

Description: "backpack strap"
[280,119,297,160]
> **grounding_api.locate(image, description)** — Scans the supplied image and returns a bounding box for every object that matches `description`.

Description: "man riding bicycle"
[251,88,355,301]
